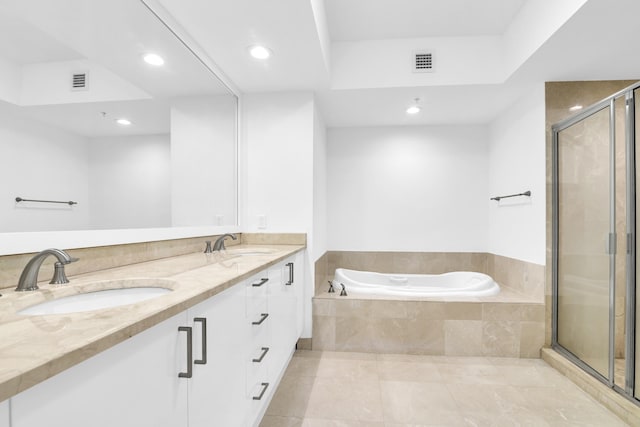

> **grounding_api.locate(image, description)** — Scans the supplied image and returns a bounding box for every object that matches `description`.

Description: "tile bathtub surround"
[260,350,629,426]
[319,251,544,301]
[312,297,545,358]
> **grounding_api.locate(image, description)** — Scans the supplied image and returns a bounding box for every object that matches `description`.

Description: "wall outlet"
[257,215,267,229]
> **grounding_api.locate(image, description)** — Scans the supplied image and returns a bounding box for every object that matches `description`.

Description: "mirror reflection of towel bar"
[490,191,531,202]
[15,197,78,206]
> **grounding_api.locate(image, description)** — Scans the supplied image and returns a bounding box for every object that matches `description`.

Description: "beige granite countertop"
[0,244,304,402]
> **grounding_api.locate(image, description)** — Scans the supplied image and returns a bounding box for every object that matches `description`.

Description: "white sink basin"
[226,248,277,257]
[18,282,174,316]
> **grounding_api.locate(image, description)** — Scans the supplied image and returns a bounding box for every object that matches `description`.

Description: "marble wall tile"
[405,318,445,355]
[520,321,545,358]
[481,321,521,357]
[444,320,483,356]
[241,233,306,245]
[312,315,335,351]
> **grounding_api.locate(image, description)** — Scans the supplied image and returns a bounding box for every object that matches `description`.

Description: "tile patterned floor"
[261,351,630,427]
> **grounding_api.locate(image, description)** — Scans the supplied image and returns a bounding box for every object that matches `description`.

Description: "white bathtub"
[332,268,500,297]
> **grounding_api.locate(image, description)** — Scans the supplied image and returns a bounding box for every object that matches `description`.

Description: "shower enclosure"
[552,81,640,402]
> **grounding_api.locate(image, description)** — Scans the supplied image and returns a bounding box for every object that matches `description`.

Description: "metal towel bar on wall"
[490,191,531,201]
[15,197,78,206]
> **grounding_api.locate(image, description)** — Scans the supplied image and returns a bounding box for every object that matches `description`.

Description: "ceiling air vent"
[71,72,89,91]
[413,51,434,73]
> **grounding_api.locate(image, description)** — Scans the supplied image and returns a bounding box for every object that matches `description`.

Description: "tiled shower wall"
[315,251,544,301]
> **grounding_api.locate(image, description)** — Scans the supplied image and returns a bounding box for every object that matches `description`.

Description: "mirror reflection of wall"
[0,0,237,233]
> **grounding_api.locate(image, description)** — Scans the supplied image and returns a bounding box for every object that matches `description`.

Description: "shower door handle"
[606,233,617,255]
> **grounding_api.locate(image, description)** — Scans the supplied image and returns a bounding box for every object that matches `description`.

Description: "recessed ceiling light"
[115,118,132,126]
[569,105,583,111]
[143,53,164,66]
[406,105,421,114]
[248,45,272,60]
[406,98,422,115]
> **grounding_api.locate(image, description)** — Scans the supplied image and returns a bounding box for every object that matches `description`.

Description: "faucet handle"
[50,262,70,285]
[204,241,213,254]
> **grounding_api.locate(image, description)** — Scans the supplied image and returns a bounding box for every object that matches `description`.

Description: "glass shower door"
[556,106,613,379]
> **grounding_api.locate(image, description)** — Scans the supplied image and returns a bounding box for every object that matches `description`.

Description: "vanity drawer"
[246,273,269,317]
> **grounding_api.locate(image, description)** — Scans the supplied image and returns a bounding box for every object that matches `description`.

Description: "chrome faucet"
[213,233,237,251]
[15,249,79,292]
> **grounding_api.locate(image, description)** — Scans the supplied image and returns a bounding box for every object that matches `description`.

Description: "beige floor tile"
[376,360,442,383]
[446,383,527,413]
[315,358,379,381]
[301,419,383,427]
[263,352,631,427]
[304,378,384,422]
[284,356,322,378]
[260,415,303,427]
[266,376,315,418]
[319,350,377,361]
[460,410,551,427]
[379,380,460,424]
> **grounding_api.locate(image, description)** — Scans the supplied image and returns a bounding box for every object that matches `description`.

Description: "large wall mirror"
[0,0,238,242]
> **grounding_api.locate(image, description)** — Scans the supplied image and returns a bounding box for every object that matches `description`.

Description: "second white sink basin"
[18,282,174,316]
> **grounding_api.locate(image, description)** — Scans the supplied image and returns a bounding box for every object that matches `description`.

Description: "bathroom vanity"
[0,245,304,427]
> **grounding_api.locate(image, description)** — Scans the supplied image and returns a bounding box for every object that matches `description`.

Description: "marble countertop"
[0,244,304,402]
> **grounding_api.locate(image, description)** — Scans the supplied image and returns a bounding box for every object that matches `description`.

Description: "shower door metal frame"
[552,81,640,403]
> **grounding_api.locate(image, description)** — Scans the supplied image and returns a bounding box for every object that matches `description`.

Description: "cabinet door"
[11,312,189,427]
[187,284,248,427]
[268,259,297,379]
[0,399,8,427]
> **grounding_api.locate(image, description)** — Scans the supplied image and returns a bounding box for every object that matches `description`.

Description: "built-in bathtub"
[333,268,500,298]
[313,260,545,358]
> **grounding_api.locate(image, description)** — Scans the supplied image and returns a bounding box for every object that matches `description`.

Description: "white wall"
[171,95,237,227]
[488,84,546,264]
[0,101,90,232]
[312,106,328,260]
[243,91,317,338]
[328,125,489,252]
[88,134,171,229]
[244,92,314,232]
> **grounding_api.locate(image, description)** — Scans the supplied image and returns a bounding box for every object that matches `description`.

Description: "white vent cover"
[413,51,434,73]
[71,72,89,91]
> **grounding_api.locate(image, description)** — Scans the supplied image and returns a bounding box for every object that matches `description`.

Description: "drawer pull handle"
[178,326,193,378]
[252,278,269,287]
[286,262,294,286]
[194,317,207,365]
[252,347,270,363]
[252,312,269,325]
[253,382,269,400]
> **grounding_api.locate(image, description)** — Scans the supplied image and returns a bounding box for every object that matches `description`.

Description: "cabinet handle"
[252,382,269,400]
[252,312,269,325]
[178,326,193,378]
[252,347,270,363]
[286,262,294,285]
[194,317,207,365]
[252,278,269,287]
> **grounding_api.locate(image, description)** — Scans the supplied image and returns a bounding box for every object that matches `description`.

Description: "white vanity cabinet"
[7,251,305,427]
[11,311,190,427]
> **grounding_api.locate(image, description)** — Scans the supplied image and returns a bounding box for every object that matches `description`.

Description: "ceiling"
[324,0,527,41]
[152,0,640,127]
